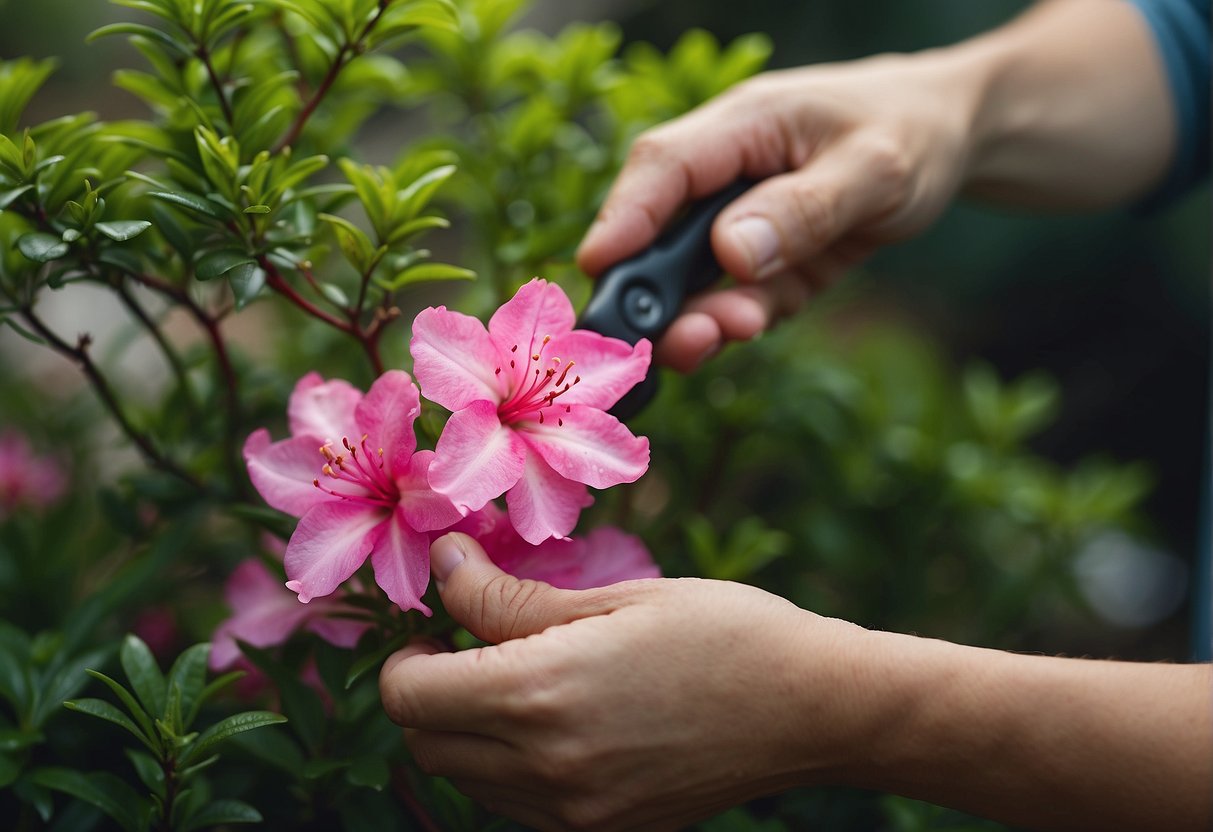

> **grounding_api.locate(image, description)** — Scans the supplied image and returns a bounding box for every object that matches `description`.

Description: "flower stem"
[13,303,204,492]
[273,1,391,152]
[197,44,235,126]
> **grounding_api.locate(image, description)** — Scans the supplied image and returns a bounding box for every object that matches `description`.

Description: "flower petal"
[211,559,313,670]
[519,405,649,489]
[488,279,575,395]
[488,278,575,351]
[395,450,463,532]
[567,527,662,588]
[411,306,505,411]
[244,429,335,517]
[288,373,363,442]
[354,369,420,474]
[505,452,594,544]
[371,505,434,614]
[545,331,651,410]
[284,502,386,603]
[304,613,370,649]
[429,401,527,512]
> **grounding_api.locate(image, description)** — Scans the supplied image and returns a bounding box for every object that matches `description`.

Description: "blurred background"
[1,0,1206,657]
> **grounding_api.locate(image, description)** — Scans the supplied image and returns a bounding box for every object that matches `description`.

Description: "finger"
[712,133,908,281]
[430,533,626,645]
[576,82,794,277]
[653,274,812,372]
[405,728,515,780]
[380,645,507,731]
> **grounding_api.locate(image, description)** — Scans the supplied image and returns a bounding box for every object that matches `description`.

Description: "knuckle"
[856,133,911,204]
[788,181,836,251]
[626,129,674,166]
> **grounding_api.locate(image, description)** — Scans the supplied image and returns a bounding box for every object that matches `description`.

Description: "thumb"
[429,532,620,644]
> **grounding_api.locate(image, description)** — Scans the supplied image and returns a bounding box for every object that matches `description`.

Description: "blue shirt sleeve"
[1127,0,1211,205]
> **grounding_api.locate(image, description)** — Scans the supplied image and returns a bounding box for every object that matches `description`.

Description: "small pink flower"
[0,429,67,518]
[454,504,661,590]
[210,558,371,671]
[411,278,651,544]
[243,371,462,611]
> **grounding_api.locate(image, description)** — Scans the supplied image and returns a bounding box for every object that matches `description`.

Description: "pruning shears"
[577,179,753,420]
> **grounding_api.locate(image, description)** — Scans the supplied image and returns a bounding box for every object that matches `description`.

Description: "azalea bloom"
[455,503,661,590]
[209,558,370,671]
[243,371,462,611]
[0,429,67,518]
[411,278,651,544]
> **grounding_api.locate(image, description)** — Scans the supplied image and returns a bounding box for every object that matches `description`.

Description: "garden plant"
[0,0,1154,829]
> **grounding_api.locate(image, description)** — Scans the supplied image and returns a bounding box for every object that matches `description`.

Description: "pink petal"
[428,401,527,513]
[288,373,363,442]
[244,429,334,517]
[411,306,505,411]
[544,331,652,410]
[284,502,387,603]
[488,278,575,350]
[488,279,576,395]
[304,614,370,649]
[394,450,463,532]
[519,405,649,489]
[371,505,434,614]
[505,451,594,544]
[566,527,662,588]
[354,369,419,474]
[211,559,313,670]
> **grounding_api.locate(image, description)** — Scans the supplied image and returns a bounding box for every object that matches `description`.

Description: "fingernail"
[694,341,721,367]
[730,216,781,279]
[430,534,466,587]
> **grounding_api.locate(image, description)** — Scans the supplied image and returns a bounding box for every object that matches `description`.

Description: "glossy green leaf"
[120,634,166,718]
[229,262,264,309]
[63,699,158,753]
[181,799,262,831]
[95,220,152,241]
[165,644,209,731]
[179,711,287,766]
[195,249,255,281]
[383,261,474,290]
[16,232,69,263]
[346,755,389,791]
[0,184,32,211]
[149,190,223,220]
[83,670,158,746]
[29,767,148,832]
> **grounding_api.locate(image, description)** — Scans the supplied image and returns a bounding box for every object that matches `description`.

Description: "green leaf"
[63,699,158,753]
[120,634,166,718]
[0,751,20,789]
[0,728,42,751]
[0,184,32,211]
[1,317,47,346]
[16,232,69,263]
[179,711,287,767]
[123,748,165,799]
[195,249,255,281]
[86,22,191,57]
[346,755,389,791]
[165,644,209,731]
[319,282,349,308]
[395,163,456,222]
[242,204,271,214]
[383,261,474,290]
[385,214,448,245]
[181,799,262,831]
[229,262,264,310]
[319,212,375,272]
[85,670,157,748]
[94,220,152,241]
[149,190,223,220]
[184,669,243,727]
[29,767,148,832]
[344,633,408,689]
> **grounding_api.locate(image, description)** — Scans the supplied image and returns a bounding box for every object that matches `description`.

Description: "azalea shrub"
[0,1,1153,831]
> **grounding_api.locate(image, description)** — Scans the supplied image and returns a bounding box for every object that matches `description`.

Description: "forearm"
[943,0,1174,209]
[832,630,1213,830]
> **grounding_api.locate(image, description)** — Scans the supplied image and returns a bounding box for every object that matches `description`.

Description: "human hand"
[379,533,881,832]
[578,51,982,371]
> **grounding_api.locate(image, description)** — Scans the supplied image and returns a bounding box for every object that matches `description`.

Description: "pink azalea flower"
[0,429,67,518]
[454,504,661,590]
[411,278,651,544]
[243,370,462,611]
[210,558,371,671]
